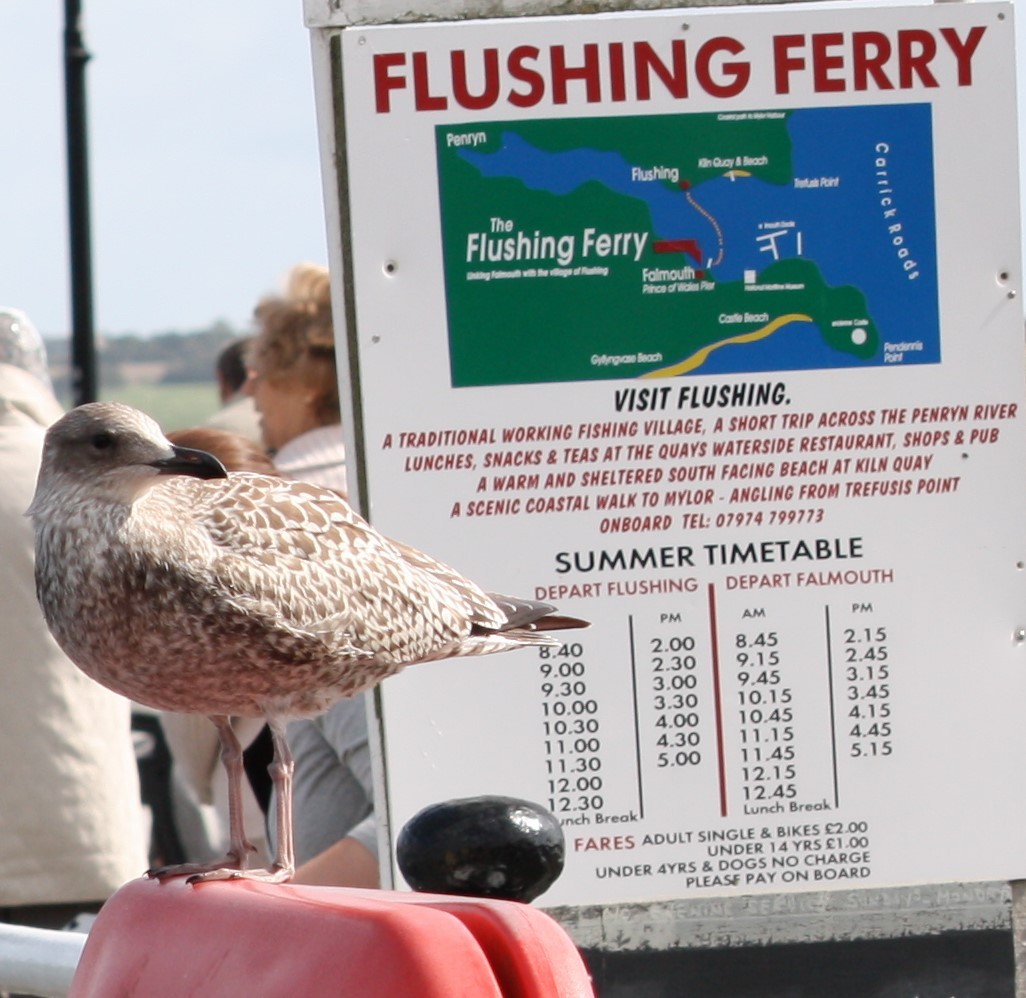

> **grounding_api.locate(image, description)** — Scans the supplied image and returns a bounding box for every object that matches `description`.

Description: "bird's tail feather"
[484,593,589,634]
[460,630,564,657]
[524,613,590,632]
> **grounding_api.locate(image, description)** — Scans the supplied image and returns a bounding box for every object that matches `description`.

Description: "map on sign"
[436,104,939,387]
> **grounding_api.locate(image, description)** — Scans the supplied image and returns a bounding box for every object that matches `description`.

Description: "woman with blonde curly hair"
[242,265,378,888]
[244,262,346,493]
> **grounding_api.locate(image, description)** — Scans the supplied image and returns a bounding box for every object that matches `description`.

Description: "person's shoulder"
[203,394,262,441]
[0,363,64,428]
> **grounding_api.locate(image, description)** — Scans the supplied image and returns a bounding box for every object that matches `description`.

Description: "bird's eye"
[90,432,115,451]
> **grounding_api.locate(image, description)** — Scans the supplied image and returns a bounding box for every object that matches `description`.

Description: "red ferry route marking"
[653,238,703,263]
[649,179,727,270]
[685,183,726,269]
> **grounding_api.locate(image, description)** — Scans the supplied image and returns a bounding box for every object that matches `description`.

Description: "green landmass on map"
[505,114,795,188]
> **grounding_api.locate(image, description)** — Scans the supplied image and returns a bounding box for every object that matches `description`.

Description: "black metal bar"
[64,0,97,405]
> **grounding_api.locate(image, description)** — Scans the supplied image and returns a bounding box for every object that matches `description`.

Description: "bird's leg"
[182,716,294,884]
[148,715,286,884]
[165,718,295,884]
[265,717,296,881]
[213,713,258,871]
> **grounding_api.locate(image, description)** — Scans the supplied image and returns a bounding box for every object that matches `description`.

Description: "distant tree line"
[45,321,244,395]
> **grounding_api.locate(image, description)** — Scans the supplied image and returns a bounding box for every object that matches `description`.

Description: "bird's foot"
[146,844,257,883]
[146,860,234,881]
[185,864,294,885]
[146,856,293,885]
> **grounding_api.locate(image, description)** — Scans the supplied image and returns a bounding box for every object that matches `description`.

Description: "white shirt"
[0,365,147,904]
[273,424,347,494]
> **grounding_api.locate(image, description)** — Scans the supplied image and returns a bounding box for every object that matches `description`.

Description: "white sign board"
[310,1,1026,907]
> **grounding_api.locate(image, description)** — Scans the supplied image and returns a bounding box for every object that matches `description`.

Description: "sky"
[1,1,328,338]
[4,1,1026,340]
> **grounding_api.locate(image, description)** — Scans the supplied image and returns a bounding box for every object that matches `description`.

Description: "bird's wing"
[383,537,507,630]
[155,474,494,661]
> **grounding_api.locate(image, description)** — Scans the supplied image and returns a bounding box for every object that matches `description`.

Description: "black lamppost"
[64,0,97,405]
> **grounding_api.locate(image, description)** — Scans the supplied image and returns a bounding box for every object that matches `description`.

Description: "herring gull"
[27,402,587,883]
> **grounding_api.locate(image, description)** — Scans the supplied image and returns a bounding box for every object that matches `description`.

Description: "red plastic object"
[69,878,594,997]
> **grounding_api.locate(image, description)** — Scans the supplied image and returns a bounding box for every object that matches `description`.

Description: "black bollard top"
[396,795,566,903]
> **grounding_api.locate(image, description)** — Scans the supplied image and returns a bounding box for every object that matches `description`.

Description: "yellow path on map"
[641,313,813,378]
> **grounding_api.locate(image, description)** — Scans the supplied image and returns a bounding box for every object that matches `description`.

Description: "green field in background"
[99,382,221,430]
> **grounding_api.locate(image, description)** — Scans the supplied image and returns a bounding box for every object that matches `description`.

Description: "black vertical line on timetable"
[707,584,728,817]
[627,614,646,820]
[824,605,841,808]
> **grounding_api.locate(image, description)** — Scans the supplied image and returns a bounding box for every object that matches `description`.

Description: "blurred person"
[0,308,53,393]
[244,263,346,492]
[245,265,377,887]
[0,308,146,929]
[168,426,277,478]
[204,337,262,442]
[158,428,279,868]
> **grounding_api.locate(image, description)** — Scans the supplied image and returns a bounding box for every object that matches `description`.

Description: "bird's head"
[27,402,228,517]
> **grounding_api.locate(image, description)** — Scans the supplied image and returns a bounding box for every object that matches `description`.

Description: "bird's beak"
[149,445,228,480]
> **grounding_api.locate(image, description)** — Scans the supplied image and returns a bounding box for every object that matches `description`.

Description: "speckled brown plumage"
[28,402,587,883]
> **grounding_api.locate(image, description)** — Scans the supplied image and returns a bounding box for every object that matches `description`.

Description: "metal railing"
[0,923,86,998]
